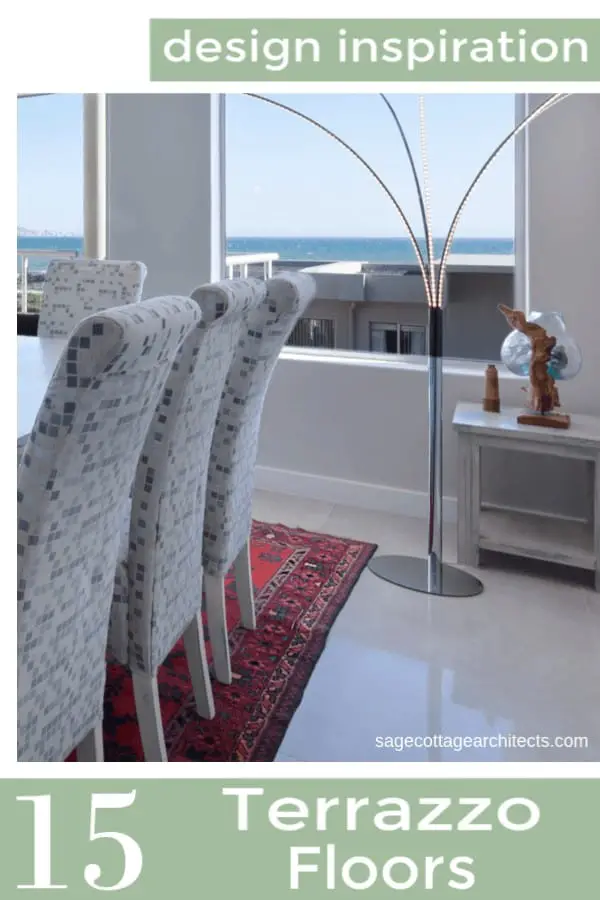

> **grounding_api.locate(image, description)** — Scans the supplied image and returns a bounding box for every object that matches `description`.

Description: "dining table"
[18,336,67,442]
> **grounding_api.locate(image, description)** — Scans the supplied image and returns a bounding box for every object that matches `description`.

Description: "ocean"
[18,235,514,272]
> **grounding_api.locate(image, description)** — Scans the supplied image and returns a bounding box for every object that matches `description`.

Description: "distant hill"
[18,226,80,237]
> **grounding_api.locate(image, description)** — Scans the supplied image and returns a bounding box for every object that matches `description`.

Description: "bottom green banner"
[0,779,595,896]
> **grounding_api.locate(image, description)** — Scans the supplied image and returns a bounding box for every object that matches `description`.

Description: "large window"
[17,93,517,362]
[226,93,516,363]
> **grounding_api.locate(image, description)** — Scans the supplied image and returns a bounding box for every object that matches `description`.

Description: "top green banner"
[149,19,600,82]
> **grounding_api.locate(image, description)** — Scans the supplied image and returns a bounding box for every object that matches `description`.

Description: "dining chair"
[107,279,266,762]
[17,296,199,762]
[37,258,147,338]
[202,271,317,684]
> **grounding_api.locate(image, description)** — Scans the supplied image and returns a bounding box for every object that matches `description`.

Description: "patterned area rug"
[101,521,376,761]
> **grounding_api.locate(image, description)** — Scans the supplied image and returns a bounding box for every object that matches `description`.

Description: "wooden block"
[483,364,500,414]
[483,399,500,413]
[517,412,571,429]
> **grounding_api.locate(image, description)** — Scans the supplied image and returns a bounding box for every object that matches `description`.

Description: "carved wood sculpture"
[498,304,570,429]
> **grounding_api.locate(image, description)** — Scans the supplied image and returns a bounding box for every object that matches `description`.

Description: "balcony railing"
[225,253,279,280]
[17,249,79,313]
[16,250,280,313]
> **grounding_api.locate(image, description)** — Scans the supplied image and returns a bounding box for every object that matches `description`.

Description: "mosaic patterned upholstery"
[203,272,316,576]
[38,259,147,339]
[108,279,266,673]
[17,296,199,762]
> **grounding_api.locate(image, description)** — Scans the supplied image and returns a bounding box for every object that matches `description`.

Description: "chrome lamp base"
[368,554,484,598]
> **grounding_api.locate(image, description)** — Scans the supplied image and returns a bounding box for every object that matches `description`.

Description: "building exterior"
[280,254,515,363]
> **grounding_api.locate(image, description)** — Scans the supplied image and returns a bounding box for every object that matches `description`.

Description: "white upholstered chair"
[202,272,316,684]
[17,296,199,762]
[38,258,147,338]
[108,279,266,761]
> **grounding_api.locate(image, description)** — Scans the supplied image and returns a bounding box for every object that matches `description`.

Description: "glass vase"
[500,311,583,381]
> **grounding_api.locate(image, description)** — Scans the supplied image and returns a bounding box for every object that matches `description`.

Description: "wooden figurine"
[498,304,570,429]
[483,364,500,413]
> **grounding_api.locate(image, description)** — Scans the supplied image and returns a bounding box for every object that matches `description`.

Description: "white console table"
[453,402,600,591]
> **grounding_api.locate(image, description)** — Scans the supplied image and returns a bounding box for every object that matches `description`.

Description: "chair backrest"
[38,258,147,338]
[202,271,316,575]
[110,279,266,674]
[17,296,199,761]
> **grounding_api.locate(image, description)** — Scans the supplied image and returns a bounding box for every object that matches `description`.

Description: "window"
[370,323,427,356]
[227,93,516,363]
[399,325,427,355]
[288,318,336,349]
[18,94,83,324]
[370,322,399,353]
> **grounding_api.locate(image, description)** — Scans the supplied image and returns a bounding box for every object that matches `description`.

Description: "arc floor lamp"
[247,92,569,597]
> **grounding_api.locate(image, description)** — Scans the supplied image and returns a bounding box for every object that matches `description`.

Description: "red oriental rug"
[95,521,376,761]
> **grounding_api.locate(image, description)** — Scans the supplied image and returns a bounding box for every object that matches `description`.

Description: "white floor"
[251,489,600,763]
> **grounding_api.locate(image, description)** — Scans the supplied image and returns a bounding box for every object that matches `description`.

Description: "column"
[83,94,107,259]
[526,93,600,415]
[106,93,225,297]
[524,93,600,521]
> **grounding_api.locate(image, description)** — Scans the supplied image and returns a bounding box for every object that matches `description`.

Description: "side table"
[452,402,600,591]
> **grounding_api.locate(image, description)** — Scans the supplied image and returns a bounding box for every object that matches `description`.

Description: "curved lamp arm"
[418,97,437,307]
[437,93,568,305]
[245,92,433,304]
[379,93,431,265]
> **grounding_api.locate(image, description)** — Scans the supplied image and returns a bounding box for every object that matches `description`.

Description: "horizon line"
[18,232,515,241]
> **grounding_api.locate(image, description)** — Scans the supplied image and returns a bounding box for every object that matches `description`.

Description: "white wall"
[257,94,600,522]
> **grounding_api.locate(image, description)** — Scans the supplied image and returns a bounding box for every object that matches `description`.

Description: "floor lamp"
[247,92,569,597]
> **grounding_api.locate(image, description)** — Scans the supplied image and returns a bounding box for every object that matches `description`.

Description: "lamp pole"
[427,304,444,589]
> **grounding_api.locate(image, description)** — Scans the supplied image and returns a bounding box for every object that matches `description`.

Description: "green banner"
[149,19,600,81]
[1,778,596,895]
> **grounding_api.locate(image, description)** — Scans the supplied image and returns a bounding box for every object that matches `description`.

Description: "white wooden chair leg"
[183,613,215,719]
[204,573,232,684]
[131,671,168,762]
[76,723,104,761]
[235,539,256,630]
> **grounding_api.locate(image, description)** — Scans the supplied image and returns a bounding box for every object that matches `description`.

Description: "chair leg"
[183,613,216,719]
[131,671,168,762]
[235,539,256,630]
[204,573,232,685]
[76,723,104,761]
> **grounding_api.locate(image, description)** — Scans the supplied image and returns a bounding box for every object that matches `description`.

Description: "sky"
[17,93,515,238]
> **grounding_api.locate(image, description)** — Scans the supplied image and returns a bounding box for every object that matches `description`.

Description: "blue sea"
[18,235,514,272]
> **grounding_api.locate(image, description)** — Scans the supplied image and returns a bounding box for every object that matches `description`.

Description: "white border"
[8,4,600,779]
[15,761,600,778]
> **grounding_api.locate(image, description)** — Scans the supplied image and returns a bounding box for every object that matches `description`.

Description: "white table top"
[18,336,67,440]
[453,401,600,449]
